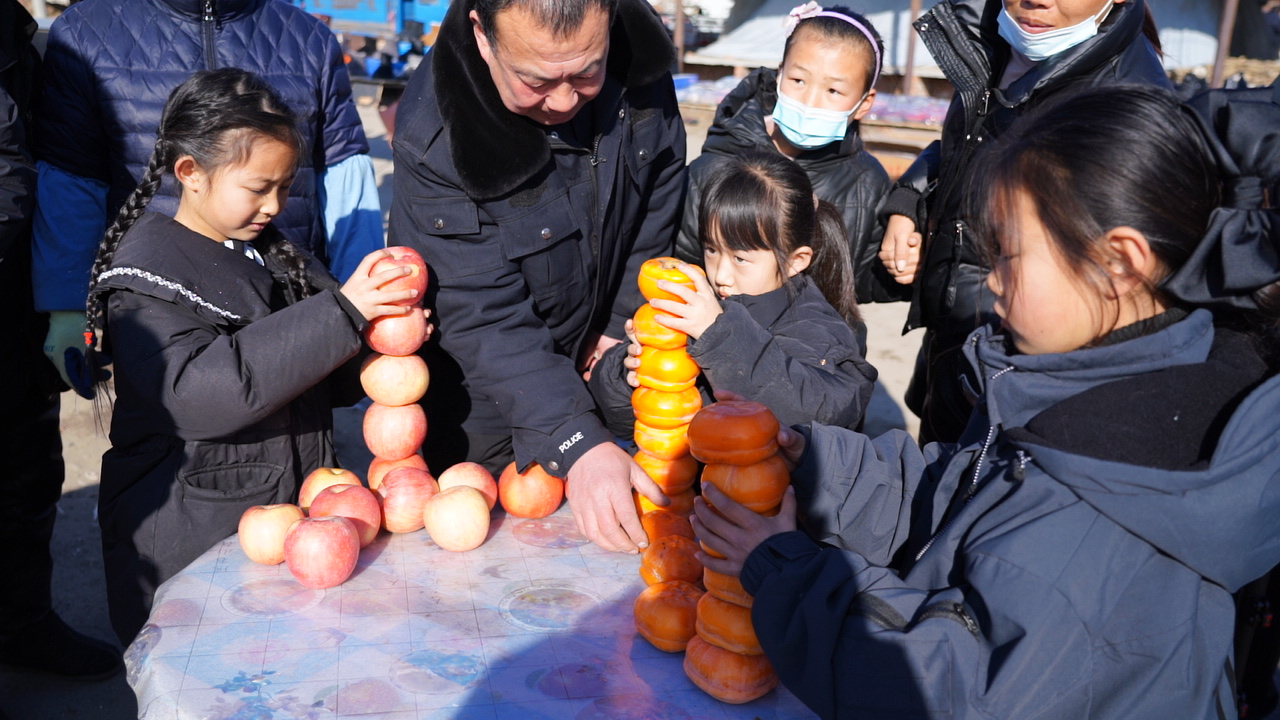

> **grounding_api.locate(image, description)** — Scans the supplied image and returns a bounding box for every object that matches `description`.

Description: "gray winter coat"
[743,310,1280,719]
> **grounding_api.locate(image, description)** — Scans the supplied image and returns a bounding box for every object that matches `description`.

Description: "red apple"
[437,462,498,510]
[283,515,360,589]
[363,402,427,461]
[368,454,427,491]
[364,307,429,356]
[238,503,305,565]
[377,467,439,533]
[360,353,430,407]
[298,467,362,512]
[498,462,565,519]
[371,246,428,307]
[309,484,382,548]
[423,485,491,552]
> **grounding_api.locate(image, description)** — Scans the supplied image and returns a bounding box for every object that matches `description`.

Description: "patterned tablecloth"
[125,506,819,719]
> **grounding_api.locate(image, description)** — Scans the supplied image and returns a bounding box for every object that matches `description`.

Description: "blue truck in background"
[293,0,449,40]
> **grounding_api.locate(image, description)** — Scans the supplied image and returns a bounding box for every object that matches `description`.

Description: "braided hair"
[85,68,310,341]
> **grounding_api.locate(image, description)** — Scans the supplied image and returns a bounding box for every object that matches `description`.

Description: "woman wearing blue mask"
[675,4,903,306]
[874,0,1168,446]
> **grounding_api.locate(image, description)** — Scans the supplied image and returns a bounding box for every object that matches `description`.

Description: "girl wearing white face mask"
[873,0,1169,447]
[675,4,902,307]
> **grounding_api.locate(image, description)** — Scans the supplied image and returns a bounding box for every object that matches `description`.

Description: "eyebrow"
[787,62,851,84]
[520,61,603,85]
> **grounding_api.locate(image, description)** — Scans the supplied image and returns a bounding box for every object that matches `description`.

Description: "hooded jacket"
[387,0,686,477]
[32,0,372,309]
[882,0,1170,335]
[589,275,877,436]
[674,68,901,304]
[742,310,1279,719]
[94,212,367,643]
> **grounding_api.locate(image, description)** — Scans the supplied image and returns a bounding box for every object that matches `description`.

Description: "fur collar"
[432,0,676,199]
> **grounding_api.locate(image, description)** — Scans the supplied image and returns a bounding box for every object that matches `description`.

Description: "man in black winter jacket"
[388,0,686,553]
[0,0,122,683]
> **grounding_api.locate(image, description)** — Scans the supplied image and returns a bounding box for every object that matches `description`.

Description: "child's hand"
[691,483,797,577]
[649,262,722,340]
[341,249,419,321]
[621,319,643,388]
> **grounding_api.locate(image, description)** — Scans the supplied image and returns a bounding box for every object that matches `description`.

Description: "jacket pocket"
[177,437,290,503]
[497,193,590,317]
[414,196,502,278]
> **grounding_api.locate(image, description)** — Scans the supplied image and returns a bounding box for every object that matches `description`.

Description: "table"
[125,506,819,719]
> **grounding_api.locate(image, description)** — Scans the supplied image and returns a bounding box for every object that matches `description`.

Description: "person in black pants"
[0,0,122,686]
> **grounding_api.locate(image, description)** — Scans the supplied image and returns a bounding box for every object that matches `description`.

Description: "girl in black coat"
[591,149,878,436]
[83,69,417,644]
[675,4,899,304]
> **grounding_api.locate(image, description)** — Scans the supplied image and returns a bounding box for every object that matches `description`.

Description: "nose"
[262,189,285,217]
[711,258,733,289]
[544,83,577,115]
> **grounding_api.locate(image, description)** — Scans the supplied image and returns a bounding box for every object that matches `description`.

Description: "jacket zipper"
[202,0,218,70]
[913,365,1014,563]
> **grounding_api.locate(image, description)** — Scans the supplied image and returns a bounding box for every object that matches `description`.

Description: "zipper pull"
[203,0,214,21]
[1012,450,1028,481]
[979,90,991,116]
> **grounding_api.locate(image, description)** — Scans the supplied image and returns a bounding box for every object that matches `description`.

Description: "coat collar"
[95,213,278,326]
[723,275,813,329]
[431,0,676,199]
[151,0,257,22]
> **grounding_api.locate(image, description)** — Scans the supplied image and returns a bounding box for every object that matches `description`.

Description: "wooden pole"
[903,0,923,95]
[1211,0,1240,88]
[674,0,686,74]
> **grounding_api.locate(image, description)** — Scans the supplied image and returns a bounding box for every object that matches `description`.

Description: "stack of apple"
[631,257,704,519]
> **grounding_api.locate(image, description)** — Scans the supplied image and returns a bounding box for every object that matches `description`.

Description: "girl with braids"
[691,85,1280,719]
[86,69,419,644]
[590,148,878,436]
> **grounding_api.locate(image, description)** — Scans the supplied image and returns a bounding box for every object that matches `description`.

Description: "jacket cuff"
[740,530,821,596]
[880,186,924,228]
[330,288,370,332]
[533,415,616,478]
[685,300,741,358]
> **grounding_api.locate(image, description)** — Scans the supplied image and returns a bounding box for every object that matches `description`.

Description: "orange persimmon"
[641,510,696,543]
[696,592,762,655]
[638,257,704,303]
[635,346,700,392]
[640,534,703,585]
[699,539,726,560]
[683,635,779,704]
[635,487,695,517]
[633,302,688,351]
[632,386,703,430]
[700,455,790,513]
[704,567,753,607]
[634,420,690,460]
[687,400,780,466]
[634,580,704,652]
[633,451,698,494]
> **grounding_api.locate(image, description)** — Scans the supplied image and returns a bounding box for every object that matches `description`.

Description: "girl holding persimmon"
[693,87,1280,719]
[589,148,877,435]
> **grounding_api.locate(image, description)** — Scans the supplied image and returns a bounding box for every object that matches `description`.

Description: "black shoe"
[0,612,123,681]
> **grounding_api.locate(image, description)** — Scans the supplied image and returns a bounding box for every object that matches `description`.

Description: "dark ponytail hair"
[698,149,861,325]
[967,85,1280,355]
[85,68,308,341]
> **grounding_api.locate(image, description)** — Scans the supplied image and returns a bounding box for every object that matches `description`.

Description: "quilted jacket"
[36,0,369,259]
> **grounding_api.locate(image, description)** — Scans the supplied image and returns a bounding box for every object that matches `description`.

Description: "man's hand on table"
[565,442,667,553]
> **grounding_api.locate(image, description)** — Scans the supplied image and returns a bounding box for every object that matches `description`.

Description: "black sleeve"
[0,83,34,263]
[848,156,911,305]
[586,340,637,438]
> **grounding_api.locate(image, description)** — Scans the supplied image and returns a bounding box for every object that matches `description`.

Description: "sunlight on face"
[777,27,875,115]
[1003,0,1118,33]
[175,135,297,244]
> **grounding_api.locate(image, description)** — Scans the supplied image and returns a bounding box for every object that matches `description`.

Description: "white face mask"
[772,82,867,149]
[997,1,1115,62]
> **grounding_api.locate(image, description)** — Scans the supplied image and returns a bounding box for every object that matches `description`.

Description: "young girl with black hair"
[674,3,898,304]
[693,85,1280,719]
[85,69,418,644]
[591,148,877,436]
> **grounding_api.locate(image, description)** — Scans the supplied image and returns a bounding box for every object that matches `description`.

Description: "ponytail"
[807,200,861,326]
[259,225,316,305]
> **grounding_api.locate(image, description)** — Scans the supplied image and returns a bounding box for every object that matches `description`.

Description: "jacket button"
[547,461,560,471]
[433,218,444,230]
[618,108,626,120]
[541,228,552,240]
[638,149,650,161]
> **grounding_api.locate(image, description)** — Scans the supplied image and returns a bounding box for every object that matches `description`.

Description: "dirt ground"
[0,105,928,720]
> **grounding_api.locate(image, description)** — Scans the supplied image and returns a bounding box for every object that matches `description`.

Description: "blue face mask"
[996,2,1114,62]
[772,85,863,150]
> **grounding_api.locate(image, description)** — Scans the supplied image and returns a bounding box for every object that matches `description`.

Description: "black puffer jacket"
[675,68,901,304]
[94,212,367,643]
[882,0,1170,336]
[590,275,877,436]
[388,0,685,477]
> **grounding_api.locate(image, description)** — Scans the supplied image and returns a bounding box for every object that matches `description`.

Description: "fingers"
[631,462,668,509]
[700,481,760,529]
[677,262,716,297]
[777,426,806,467]
[712,388,748,403]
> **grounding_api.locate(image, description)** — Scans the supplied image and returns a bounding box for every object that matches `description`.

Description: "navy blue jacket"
[36,0,369,260]
[388,0,686,476]
[744,310,1280,719]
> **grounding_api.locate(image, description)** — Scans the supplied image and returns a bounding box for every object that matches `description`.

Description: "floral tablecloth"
[125,506,818,719]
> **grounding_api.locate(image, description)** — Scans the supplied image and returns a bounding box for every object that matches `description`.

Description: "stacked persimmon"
[682,400,787,704]
[631,257,707,655]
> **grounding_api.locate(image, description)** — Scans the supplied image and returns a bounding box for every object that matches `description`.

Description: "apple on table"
[283,515,360,589]
[238,503,305,565]
[298,467,361,512]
